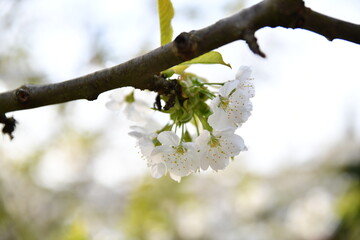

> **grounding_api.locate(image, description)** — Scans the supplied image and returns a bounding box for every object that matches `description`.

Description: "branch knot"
[15,86,31,104]
[173,32,198,60]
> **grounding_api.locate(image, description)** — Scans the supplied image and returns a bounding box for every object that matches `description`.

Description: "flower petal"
[200,158,210,171]
[124,104,144,122]
[196,130,247,171]
[209,155,229,171]
[236,66,252,82]
[152,145,174,156]
[208,107,237,131]
[169,173,182,182]
[128,131,143,139]
[149,150,164,164]
[150,163,167,178]
[195,130,211,170]
[219,80,239,97]
[162,145,196,177]
[183,142,200,171]
[217,131,246,156]
[138,137,155,157]
[105,100,123,111]
[157,131,180,146]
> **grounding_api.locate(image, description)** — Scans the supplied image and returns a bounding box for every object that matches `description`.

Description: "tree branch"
[0,0,359,135]
[302,8,360,43]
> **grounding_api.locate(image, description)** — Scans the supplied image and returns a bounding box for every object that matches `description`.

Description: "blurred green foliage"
[334,161,360,240]
[121,177,199,240]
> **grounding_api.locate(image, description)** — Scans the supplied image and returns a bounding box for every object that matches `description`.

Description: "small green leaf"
[162,65,190,77]
[180,51,231,68]
[157,0,174,46]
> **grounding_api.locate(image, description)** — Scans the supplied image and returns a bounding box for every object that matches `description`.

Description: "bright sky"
[1,0,360,187]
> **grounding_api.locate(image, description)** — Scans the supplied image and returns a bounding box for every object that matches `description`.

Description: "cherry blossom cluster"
[108,66,255,182]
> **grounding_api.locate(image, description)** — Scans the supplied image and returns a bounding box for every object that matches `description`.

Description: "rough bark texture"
[1,0,359,136]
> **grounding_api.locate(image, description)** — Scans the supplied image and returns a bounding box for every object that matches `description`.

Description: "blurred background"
[1,0,360,239]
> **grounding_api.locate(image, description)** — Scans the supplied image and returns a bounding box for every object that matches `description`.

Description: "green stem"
[200,82,225,86]
[193,114,200,136]
[196,114,213,132]
[180,123,185,142]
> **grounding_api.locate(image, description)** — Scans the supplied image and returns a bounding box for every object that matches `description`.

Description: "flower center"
[175,145,187,154]
[208,135,221,148]
[218,95,230,110]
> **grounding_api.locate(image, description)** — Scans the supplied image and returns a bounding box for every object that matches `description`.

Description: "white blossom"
[236,66,255,98]
[106,88,150,122]
[208,66,254,131]
[148,156,167,179]
[128,126,156,157]
[208,81,252,130]
[129,126,166,179]
[196,129,246,171]
[152,131,199,180]
[127,66,255,181]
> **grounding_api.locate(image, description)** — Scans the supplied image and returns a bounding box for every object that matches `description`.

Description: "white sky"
[1,0,360,186]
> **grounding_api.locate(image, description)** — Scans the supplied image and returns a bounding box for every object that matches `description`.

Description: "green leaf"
[157,0,174,46]
[161,52,230,76]
[180,51,231,68]
[162,65,189,77]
